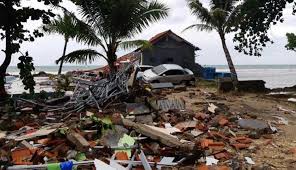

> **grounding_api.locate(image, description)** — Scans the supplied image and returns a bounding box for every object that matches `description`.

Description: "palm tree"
[184,0,244,88]
[61,0,168,74]
[43,12,79,75]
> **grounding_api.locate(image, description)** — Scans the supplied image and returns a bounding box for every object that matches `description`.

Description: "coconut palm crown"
[43,12,80,75]
[61,0,169,74]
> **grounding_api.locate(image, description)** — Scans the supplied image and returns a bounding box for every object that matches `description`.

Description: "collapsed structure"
[0,57,295,169]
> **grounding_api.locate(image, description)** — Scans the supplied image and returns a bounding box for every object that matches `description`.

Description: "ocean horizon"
[6,64,296,88]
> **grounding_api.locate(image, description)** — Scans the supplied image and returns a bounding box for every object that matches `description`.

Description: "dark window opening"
[167,57,174,63]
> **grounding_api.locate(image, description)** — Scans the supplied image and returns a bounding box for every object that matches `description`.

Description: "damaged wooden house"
[123,30,203,75]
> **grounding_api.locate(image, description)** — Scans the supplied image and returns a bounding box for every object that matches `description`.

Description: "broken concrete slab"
[238,119,269,131]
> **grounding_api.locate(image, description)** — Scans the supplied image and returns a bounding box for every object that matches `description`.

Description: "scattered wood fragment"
[66,131,90,151]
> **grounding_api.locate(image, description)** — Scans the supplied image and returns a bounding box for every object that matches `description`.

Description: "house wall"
[141,36,200,74]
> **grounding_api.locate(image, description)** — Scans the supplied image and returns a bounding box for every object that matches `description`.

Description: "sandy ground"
[165,85,296,169]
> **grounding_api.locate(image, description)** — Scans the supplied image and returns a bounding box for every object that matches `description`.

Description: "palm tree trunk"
[58,39,69,75]
[219,32,239,89]
[108,59,117,75]
[107,45,118,76]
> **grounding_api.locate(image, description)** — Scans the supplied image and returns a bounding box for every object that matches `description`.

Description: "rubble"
[0,64,293,169]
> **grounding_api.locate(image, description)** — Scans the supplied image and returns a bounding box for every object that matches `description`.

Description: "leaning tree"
[184,0,245,88]
[0,0,62,98]
[185,0,296,88]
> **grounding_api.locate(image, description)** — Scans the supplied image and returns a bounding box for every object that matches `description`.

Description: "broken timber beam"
[122,119,195,151]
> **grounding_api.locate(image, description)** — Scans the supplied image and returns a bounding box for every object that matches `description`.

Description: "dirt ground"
[166,85,296,170]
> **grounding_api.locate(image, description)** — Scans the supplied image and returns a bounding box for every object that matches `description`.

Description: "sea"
[213,65,296,89]
[6,65,296,89]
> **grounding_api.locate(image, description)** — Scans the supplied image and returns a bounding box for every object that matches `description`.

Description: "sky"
[0,0,296,66]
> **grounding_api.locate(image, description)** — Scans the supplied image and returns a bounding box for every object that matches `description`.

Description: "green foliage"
[233,0,296,56]
[185,0,296,56]
[59,49,103,65]
[0,0,61,54]
[0,0,62,96]
[119,40,152,51]
[286,33,296,51]
[17,52,36,94]
[90,115,113,137]
[60,0,168,72]
[185,0,246,35]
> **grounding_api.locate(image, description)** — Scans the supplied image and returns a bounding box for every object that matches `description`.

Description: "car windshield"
[152,65,167,75]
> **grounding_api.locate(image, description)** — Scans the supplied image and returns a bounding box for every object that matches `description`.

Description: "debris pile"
[0,71,291,169]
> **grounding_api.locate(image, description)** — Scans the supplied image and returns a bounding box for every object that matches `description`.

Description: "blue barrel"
[202,67,216,80]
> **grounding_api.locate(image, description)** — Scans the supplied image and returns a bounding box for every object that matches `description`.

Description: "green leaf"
[119,40,152,50]
[75,152,87,161]
[115,134,135,157]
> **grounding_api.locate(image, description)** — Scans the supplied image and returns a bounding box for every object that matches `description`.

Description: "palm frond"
[183,24,215,32]
[186,0,213,24]
[119,40,152,50]
[58,5,106,50]
[75,22,106,50]
[134,1,169,34]
[59,49,107,64]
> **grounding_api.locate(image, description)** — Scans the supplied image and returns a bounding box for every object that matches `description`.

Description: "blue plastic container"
[202,67,216,80]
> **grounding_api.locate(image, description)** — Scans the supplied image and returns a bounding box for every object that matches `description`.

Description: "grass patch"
[196,78,217,88]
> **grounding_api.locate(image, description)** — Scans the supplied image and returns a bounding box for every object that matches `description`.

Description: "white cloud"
[0,0,296,66]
